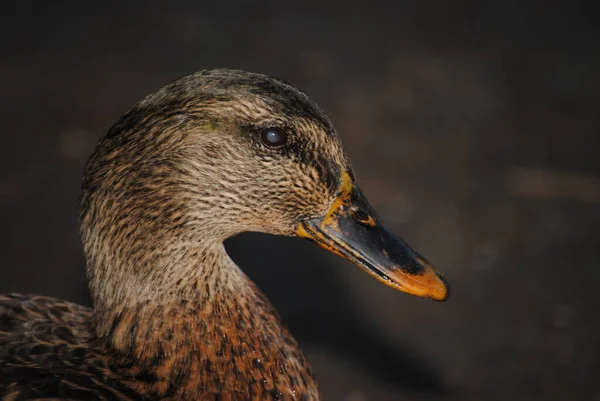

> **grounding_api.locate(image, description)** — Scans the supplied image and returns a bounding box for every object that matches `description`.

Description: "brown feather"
[0,69,356,400]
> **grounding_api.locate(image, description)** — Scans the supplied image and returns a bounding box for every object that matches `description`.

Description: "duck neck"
[88,235,230,326]
[89,241,317,398]
[91,238,253,341]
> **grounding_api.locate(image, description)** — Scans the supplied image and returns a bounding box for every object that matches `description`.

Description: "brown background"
[1,1,599,400]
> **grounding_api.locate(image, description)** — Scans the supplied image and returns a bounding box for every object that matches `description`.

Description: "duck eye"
[260,128,288,147]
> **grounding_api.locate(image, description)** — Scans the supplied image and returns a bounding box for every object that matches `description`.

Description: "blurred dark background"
[1,1,599,400]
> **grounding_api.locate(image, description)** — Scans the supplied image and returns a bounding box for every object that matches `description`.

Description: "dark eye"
[260,128,288,148]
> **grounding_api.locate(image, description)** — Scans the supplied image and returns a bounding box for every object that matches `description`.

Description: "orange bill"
[297,172,449,301]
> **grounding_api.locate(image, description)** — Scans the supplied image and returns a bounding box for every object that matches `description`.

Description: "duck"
[0,69,449,400]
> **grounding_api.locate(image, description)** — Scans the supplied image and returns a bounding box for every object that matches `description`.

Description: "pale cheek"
[288,184,332,220]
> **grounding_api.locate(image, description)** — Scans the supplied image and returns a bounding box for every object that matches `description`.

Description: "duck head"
[81,69,448,315]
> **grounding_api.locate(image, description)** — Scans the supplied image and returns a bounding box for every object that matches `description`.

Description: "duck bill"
[296,172,449,301]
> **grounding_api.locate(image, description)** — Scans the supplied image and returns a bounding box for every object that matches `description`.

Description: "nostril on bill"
[349,205,376,227]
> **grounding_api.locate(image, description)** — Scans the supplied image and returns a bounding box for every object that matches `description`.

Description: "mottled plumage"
[0,69,448,400]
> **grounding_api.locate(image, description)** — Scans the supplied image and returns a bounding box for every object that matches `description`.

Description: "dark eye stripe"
[260,128,288,147]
